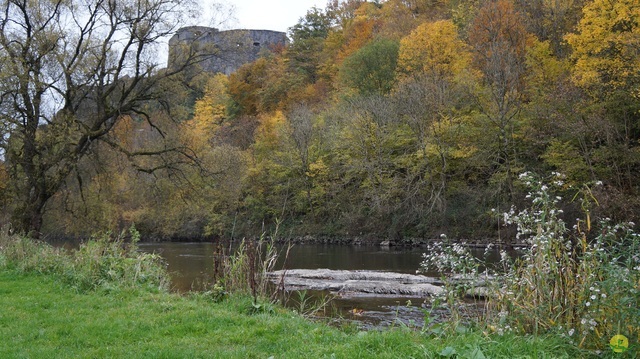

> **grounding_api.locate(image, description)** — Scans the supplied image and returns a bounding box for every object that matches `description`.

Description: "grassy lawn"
[0,271,595,358]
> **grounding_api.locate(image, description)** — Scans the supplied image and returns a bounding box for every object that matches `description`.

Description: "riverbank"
[0,271,591,358]
[137,234,530,250]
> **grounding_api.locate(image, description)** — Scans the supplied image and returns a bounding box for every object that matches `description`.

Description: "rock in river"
[267,269,444,298]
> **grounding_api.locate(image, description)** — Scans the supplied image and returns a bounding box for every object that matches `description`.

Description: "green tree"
[339,38,399,95]
[287,7,332,84]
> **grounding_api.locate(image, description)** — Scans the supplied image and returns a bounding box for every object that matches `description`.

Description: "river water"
[139,242,497,328]
[139,242,431,291]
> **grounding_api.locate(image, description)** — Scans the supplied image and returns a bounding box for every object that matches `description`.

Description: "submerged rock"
[267,269,444,297]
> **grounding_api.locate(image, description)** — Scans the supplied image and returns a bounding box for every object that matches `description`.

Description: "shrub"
[0,226,169,293]
[69,226,169,292]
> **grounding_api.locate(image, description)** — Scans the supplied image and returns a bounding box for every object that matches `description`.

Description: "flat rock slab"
[267,269,444,297]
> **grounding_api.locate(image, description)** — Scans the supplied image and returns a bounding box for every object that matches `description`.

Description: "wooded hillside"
[2,0,639,241]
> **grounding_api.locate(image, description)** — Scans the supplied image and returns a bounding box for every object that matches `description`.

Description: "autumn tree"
[324,94,414,236]
[521,40,591,187]
[319,2,382,86]
[325,0,370,30]
[514,0,585,56]
[394,26,478,230]
[334,4,380,63]
[564,0,640,199]
[227,60,267,117]
[397,20,472,79]
[376,0,440,40]
[186,73,242,148]
[565,0,640,97]
[0,0,198,237]
[468,0,532,199]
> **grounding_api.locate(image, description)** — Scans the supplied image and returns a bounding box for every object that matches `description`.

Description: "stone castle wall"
[168,26,287,75]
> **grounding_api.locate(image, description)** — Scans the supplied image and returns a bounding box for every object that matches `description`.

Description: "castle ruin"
[168,27,288,75]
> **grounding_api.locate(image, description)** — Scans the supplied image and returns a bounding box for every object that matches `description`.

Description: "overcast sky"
[200,0,327,33]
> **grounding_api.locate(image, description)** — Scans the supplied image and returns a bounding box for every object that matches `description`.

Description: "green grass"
[0,271,598,358]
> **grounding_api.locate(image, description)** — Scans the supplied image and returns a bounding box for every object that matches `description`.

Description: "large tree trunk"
[14,148,50,238]
[19,198,46,239]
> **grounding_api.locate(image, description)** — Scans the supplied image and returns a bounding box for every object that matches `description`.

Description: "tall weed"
[420,236,485,327]
[213,230,284,305]
[421,173,639,352]
[0,228,66,274]
[491,173,639,352]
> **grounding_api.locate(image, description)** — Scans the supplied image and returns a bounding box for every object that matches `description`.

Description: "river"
[139,242,498,328]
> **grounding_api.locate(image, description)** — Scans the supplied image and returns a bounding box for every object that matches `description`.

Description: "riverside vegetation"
[421,173,639,356]
[1,2,639,354]
[1,174,638,358]
[0,226,594,357]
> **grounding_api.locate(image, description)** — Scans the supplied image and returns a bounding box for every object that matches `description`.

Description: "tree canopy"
[2,0,639,241]
[0,0,197,236]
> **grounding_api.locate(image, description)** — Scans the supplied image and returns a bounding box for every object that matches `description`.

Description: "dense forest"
[1,0,639,242]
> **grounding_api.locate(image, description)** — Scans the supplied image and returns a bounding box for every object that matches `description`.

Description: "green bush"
[0,226,169,293]
[0,230,66,274]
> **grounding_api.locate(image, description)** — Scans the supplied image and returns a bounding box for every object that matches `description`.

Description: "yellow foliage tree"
[183,74,229,151]
[565,0,640,95]
[254,111,287,152]
[397,20,472,79]
[525,39,571,97]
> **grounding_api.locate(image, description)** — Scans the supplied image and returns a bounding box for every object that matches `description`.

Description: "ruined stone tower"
[168,26,287,75]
